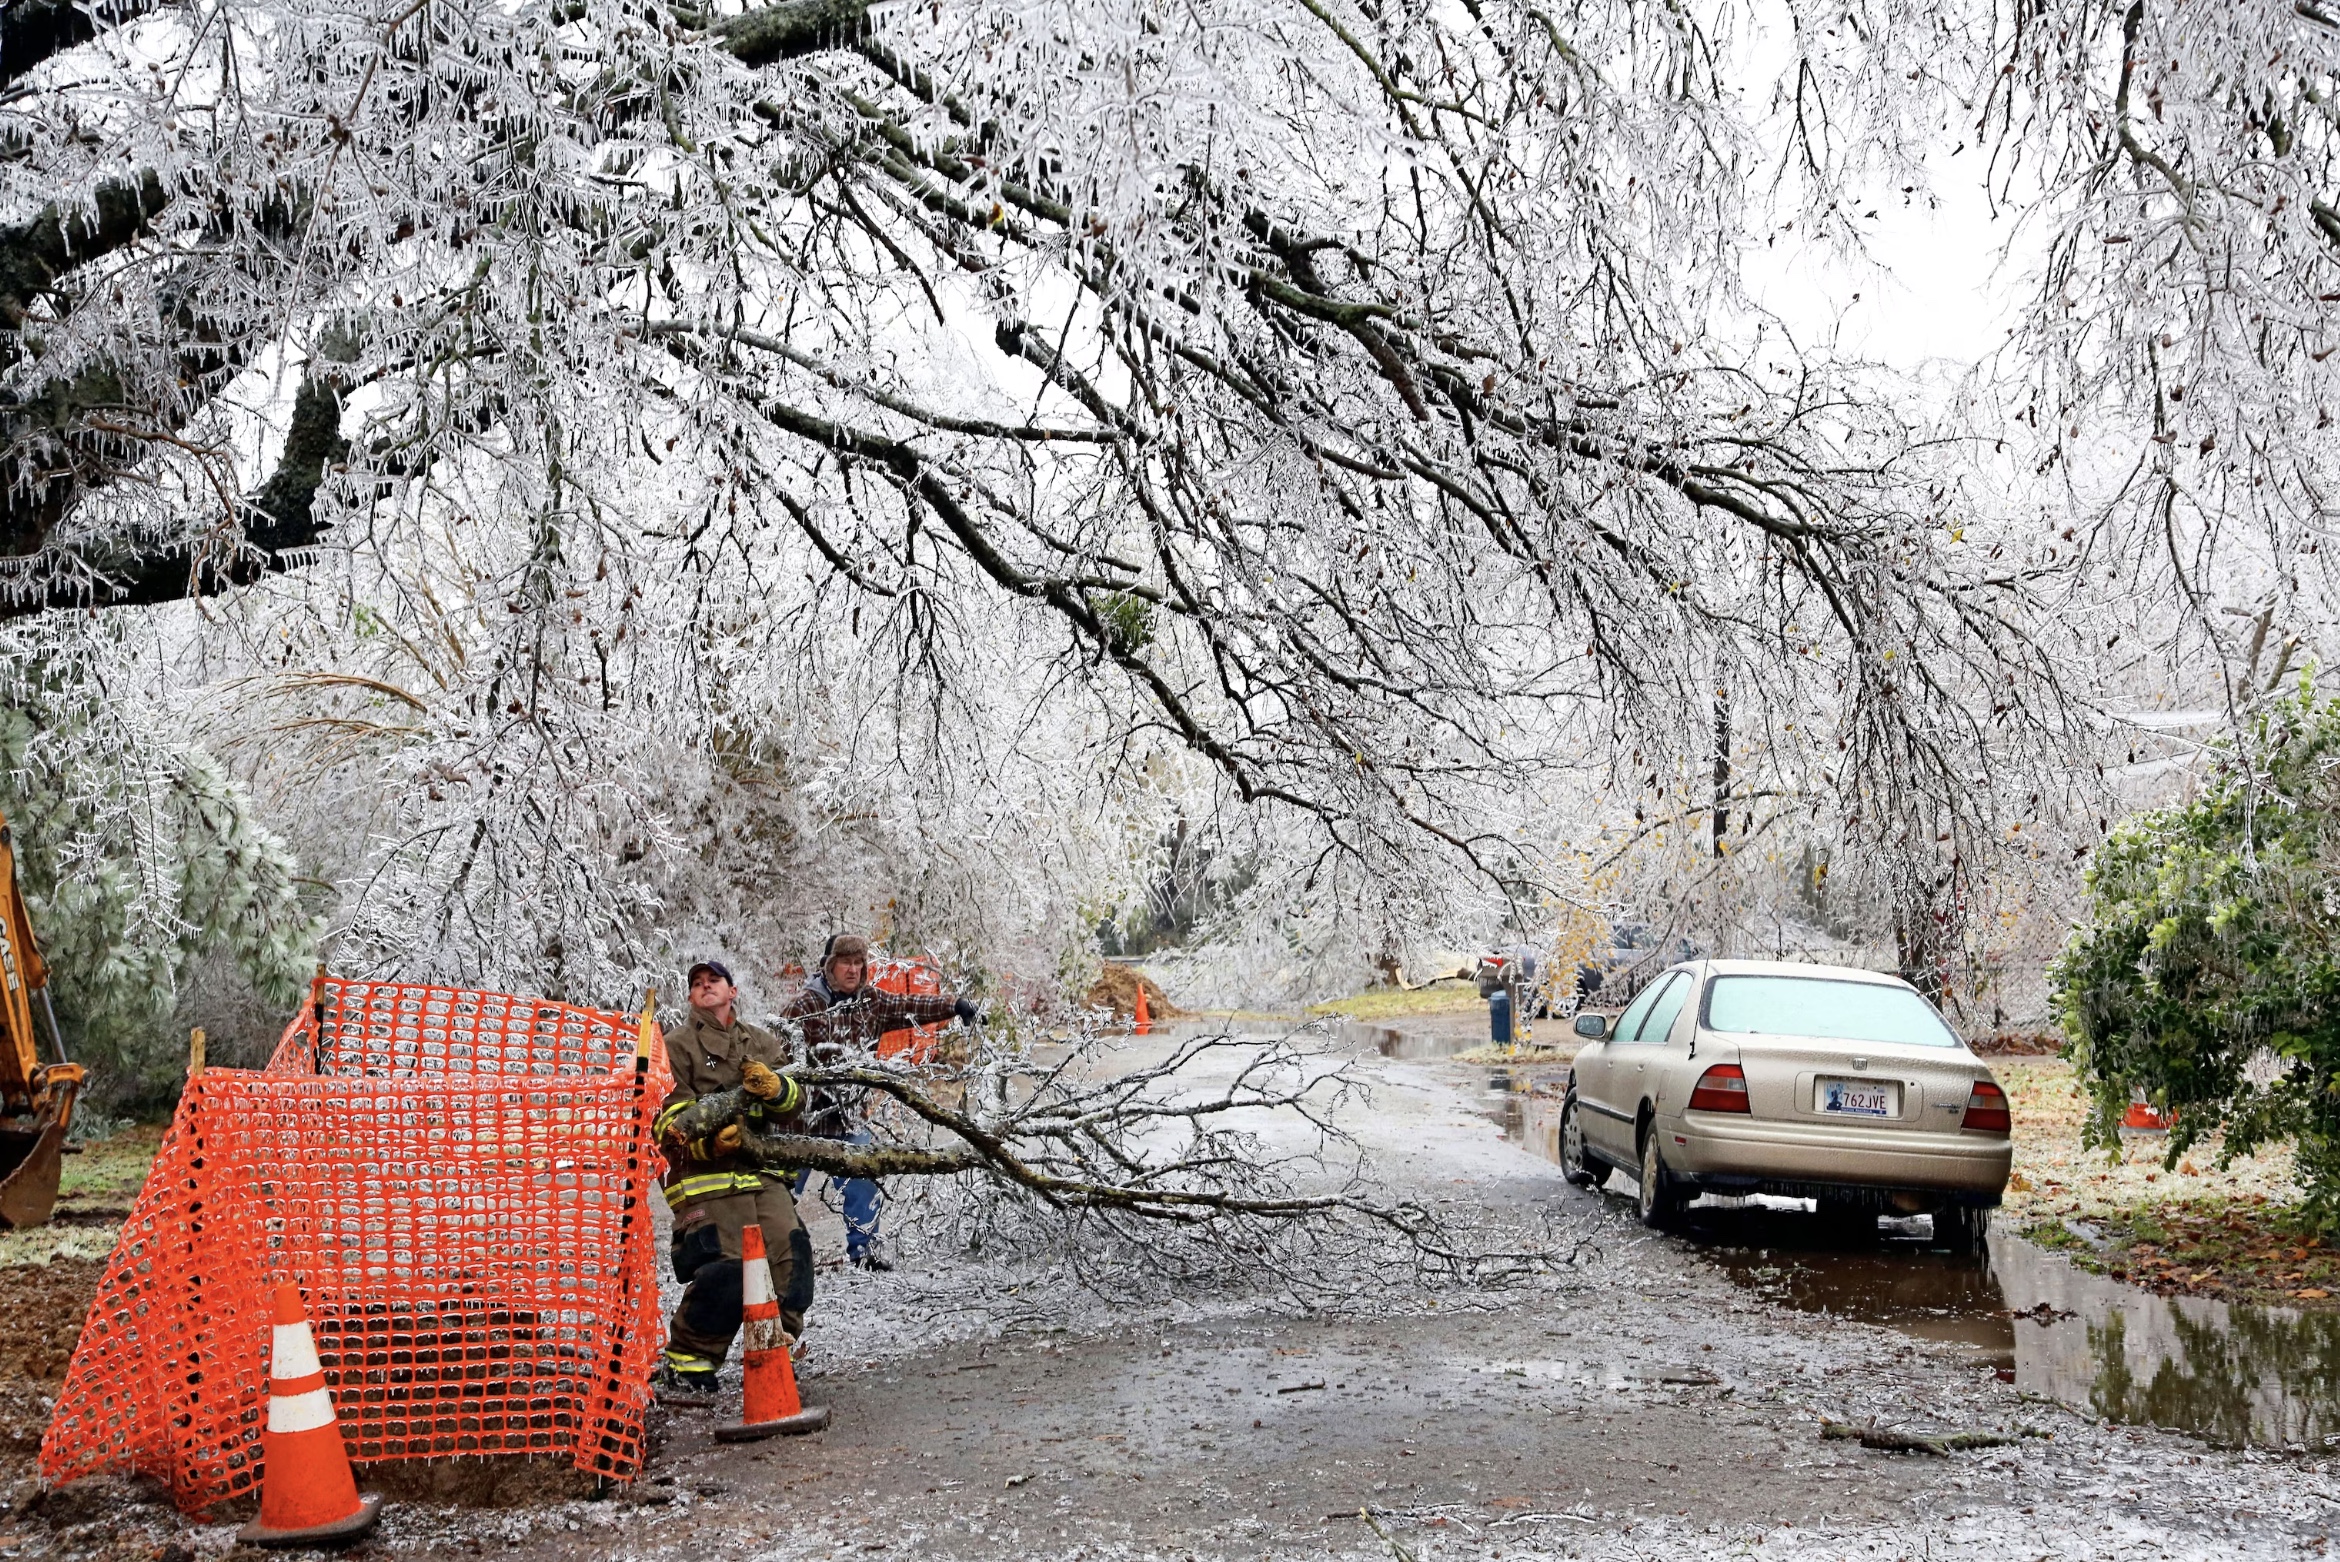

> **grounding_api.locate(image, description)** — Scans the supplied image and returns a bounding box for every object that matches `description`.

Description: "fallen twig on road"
[1820,1419,2051,1455]
[1360,1508,1421,1562]
[1487,1509,1601,1528]
[1327,1504,1482,1536]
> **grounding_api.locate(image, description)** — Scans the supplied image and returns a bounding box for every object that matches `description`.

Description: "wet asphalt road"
[376,1044,2335,1561]
[603,1303,1959,1557]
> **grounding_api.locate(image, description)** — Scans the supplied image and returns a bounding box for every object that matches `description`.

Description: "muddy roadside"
[1992,1058,2334,1307]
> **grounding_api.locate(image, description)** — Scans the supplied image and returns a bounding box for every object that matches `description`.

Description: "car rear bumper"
[1655,1112,2012,1200]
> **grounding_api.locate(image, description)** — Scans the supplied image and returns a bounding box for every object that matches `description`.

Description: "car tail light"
[1962,1080,2011,1133]
[1688,1064,1751,1113]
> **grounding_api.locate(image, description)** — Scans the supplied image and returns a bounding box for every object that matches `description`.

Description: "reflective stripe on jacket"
[660,1168,768,1208]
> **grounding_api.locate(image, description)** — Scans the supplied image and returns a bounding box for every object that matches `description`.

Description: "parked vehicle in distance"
[1481,922,1701,1019]
[1571,922,1701,1012]
[1557,959,2012,1250]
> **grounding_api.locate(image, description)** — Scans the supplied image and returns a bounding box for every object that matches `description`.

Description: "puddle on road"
[1712,1239,2010,1353]
[1501,1082,2340,1450]
[1341,1018,1481,1059]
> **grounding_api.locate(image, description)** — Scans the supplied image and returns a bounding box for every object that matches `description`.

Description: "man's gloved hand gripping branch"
[657,1056,804,1159]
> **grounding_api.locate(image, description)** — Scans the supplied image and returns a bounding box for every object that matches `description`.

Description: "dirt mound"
[1086,964,1183,1021]
[0,1257,107,1450]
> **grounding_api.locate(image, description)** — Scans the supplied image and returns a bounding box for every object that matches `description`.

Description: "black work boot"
[652,1353,720,1408]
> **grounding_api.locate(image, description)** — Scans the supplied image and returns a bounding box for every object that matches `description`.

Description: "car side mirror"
[1572,1013,1609,1040]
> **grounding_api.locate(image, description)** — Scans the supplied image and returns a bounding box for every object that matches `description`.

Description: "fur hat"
[821,933,871,973]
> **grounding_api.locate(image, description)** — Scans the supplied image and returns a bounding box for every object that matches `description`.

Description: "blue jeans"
[793,1127,882,1259]
[1488,991,1513,1047]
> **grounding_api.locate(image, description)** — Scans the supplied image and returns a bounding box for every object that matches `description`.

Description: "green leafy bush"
[2051,678,2340,1227]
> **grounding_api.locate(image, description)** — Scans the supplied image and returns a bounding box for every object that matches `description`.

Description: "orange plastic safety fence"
[40,978,671,1514]
[265,977,659,1078]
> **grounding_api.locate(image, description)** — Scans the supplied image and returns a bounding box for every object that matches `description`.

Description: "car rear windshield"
[1702,976,1961,1048]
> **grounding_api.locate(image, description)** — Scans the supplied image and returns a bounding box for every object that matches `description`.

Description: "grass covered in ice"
[1994,1058,2326,1306]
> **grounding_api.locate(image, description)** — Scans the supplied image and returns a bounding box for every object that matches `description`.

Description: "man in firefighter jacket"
[779,933,978,1270]
[651,959,810,1406]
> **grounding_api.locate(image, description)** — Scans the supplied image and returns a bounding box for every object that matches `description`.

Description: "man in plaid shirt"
[780,933,977,1270]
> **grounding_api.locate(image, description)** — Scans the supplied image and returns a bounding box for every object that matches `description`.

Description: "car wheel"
[1937,1204,1991,1256]
[1637,1128,1685,1228]
[1559,1096,1608,1189]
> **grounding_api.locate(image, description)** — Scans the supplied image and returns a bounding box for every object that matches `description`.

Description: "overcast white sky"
[1745,157,2028,379]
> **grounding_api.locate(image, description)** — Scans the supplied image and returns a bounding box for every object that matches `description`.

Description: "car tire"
[1559,1096,1608,1189]
[1937,1204,1991,1256]
[1637,1128,1686,1229]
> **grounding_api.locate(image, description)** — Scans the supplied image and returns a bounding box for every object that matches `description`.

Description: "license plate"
[1817,1079,1898,1118]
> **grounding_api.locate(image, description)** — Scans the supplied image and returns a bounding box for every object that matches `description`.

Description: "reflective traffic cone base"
[715,1223,830,1441]
[239,1492,385,1549]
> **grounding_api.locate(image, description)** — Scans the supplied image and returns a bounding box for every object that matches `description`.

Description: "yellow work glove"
[712,1122,745,1154]
[740,1060,783,1100]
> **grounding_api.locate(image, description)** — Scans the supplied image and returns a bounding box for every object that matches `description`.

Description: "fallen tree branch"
[691,1025,1573,1287]
[1819,1419,2050,1455]
[734,1061,1440,1232]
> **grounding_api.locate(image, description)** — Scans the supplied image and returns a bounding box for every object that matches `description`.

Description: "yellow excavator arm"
[0,812,83,1228]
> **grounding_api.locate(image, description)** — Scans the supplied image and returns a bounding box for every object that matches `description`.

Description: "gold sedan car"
[1558,959,2013,1248]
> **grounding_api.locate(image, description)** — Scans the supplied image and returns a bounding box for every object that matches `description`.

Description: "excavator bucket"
[0,813,81,1230]
[0,1088,77,1230]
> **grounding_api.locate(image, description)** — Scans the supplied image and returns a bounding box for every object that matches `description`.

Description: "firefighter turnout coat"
[656,1007,805,1212]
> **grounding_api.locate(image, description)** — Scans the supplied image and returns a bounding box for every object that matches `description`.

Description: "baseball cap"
[686,960,735,986]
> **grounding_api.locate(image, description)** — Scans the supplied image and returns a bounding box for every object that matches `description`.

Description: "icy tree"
[1978,0,2340,675]
[0,0,2106,1015]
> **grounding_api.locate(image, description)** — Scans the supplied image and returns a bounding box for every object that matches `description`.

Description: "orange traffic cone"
[714,1223,829,1441]
[237,1282,382,1549]
[2122,1096,2172,1131]
[1133,981,1151,1035]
